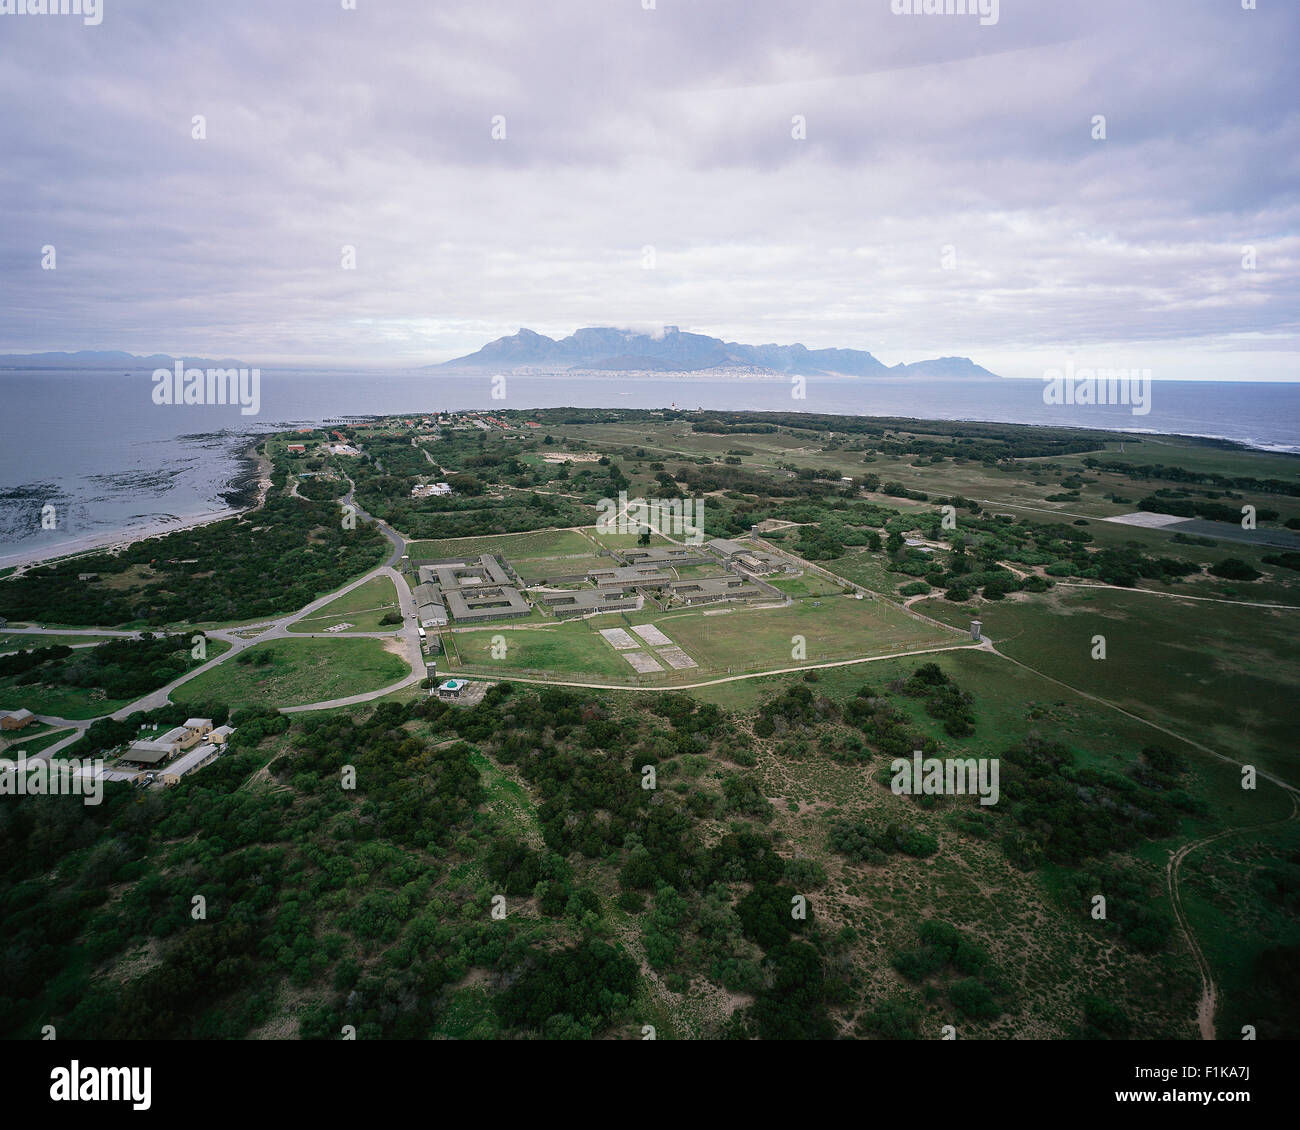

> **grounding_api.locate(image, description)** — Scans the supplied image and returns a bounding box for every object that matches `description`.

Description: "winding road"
[6,490,1296,1043]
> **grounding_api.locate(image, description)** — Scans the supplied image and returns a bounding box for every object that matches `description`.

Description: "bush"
[1211,558,1260,581]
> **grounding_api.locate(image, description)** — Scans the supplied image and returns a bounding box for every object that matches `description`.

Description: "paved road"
[14,493,427,746]
[1,627,141,639]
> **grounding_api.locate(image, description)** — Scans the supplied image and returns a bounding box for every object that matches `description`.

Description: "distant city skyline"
[2,0,1297,380]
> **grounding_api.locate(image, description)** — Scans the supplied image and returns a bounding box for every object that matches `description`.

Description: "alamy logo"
[891,750,1000,805]
[0,0,102,25]
[1042,361,1151,416]
[50,1061,151,1110]
[0,757,104,806]
[595,490,705,545]
[151,361,261,416]
[890,0,999,27]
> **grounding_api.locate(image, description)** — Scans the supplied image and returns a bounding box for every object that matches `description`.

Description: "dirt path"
[1053,580,1300,611]
[1165,793,1299,1040]
[991,643,1300,1040]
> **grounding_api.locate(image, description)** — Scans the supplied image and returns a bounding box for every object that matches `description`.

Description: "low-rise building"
[209,724,236,745]
[0,708,36,730]
[705,537,750,560]
[669,577,766,604]
[588,564,673,590]
[442,586,531,623]
[414,582,450,627]
[618,545,711,567]
[416,554,512,590]
[121,740,176,767]
[183,717,214,739]
[539,589,641,619]
[161,743,220,786]
[411,482,453,498]
[733,550,784,575]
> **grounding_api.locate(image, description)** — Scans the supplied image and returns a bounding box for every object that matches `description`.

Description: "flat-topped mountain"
[431,326,998,377]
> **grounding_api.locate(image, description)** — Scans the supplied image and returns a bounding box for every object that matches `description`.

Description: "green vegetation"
[182,637,409,708]
[287,575,401,634]
[0,633,224,719]
[1,408,1295,1043]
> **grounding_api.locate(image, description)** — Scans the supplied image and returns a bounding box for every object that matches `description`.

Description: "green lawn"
[288,575,400,633]
[408,528,594,560]
[182,637,409,708]
[445,594,955,684]
[448,622,631,680]
[511,554,611,582]
[1,726,76,758]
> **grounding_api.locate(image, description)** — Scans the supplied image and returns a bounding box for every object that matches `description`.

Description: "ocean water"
[1,368,1296,565]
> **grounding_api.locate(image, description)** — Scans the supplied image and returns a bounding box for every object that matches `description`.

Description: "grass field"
[915,587,1300,786]
[765,573,843,598]
[0,726,76,758]
[445,593,957,684]
[407,528,594,561]
[655,595,954,673]
[182,637,409,708]
[511,554,610,582]
[587,527,676,551]
[288,575,400,633]
[448,621,633,680]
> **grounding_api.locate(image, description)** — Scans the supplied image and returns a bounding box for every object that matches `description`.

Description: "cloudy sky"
[2,0,1297,378]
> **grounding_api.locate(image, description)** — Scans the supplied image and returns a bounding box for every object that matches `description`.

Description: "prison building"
[587,564,674,590]
[442,585,531,623]
[414,582,449,627]
[415,554,512,590]
[618,545,711,567]
[705,537,751,560]
[731,550,785,575]
[668,577,765,604]
[539,589,641,619]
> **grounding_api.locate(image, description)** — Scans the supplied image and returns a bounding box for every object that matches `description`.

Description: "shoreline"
[1,402,1294,576]
[0,440,271,573]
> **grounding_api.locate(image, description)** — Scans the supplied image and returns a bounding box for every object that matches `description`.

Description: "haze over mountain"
[432,327,1000,378]
[0,350,248,371]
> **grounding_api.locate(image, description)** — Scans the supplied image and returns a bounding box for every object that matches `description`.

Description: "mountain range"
[0,350,248,370]
[431,326,999,378]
